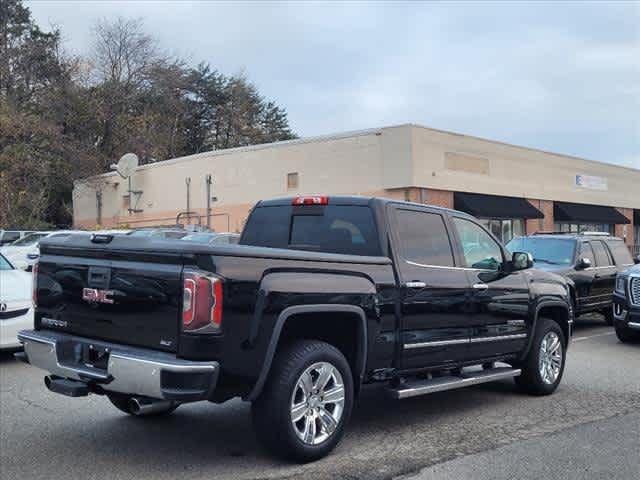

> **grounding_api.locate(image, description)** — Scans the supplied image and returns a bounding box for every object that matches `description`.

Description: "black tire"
[107,393,179,417]
[515,318,566,396]
[602,307,614,326]
[615,324,640,343]
[252,340,354,462]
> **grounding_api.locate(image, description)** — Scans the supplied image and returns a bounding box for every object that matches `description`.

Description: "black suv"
[507,232,638,325]
[613,264,640,343]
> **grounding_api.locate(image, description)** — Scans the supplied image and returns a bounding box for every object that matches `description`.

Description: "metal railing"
[631,245,640,256]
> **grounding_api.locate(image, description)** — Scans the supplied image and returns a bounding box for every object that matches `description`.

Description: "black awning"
[634,209,640,225]
[453,192,544,219]
[554,202,630,224]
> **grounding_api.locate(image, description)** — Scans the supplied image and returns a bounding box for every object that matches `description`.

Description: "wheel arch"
[521,301,572,360]
[246,304,368,401]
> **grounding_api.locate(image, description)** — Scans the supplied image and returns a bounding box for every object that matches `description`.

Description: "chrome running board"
[388,367,521,399]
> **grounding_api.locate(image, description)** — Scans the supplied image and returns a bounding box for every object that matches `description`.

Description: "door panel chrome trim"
[404,332,528,350]
[469,333,527,343]
[404,338,469,349]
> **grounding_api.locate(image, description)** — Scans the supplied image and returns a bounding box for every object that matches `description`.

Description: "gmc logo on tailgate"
[82,288,115,304]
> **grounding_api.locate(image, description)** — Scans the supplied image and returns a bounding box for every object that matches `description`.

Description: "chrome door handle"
[473,283,489,290]
[405,281,427,289]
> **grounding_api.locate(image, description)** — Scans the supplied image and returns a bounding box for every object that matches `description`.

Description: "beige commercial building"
[73,124,640,251]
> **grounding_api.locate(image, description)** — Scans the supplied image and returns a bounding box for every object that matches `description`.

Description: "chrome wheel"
[290,361,345,446]
[539,331,562,385]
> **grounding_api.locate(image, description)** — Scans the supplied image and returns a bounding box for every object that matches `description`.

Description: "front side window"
[578,242,596,266]
[453,217,503,271]
[395,209,454,267]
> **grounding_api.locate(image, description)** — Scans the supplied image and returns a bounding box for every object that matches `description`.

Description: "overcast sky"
[28,1,639,169]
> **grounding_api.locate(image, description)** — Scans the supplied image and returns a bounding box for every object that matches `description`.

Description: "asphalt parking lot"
[1,316,638,480]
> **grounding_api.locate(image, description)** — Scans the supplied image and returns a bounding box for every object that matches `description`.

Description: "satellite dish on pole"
[113,153,139,179]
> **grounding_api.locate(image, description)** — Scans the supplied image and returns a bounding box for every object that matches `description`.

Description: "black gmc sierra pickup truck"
[18,196,573,461]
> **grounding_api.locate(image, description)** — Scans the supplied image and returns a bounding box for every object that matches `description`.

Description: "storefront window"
[554,223,613,234]
[477,218,524,244]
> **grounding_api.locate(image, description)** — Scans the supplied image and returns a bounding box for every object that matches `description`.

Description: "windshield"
[0,254,13,270]
[506,237,575,266]
[9,233,48,246]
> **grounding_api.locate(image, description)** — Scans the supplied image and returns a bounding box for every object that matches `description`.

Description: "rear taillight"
[292,195,328,206]
[182,271,223,333]
[32,261,39,307]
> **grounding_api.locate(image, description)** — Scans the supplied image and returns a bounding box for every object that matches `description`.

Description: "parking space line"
[573,332,615,342]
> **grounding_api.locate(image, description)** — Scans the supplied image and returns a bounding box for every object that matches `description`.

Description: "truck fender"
[246,304,368,402]
[520,300,571,360]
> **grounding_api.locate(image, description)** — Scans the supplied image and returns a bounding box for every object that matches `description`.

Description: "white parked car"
[0,231,76,271]
[0,253,33,350]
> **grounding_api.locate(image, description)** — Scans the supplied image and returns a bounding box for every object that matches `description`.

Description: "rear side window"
[395,209,454,266]
[606,240,634,266]
[241,205,382,256]
[591,240,613,266]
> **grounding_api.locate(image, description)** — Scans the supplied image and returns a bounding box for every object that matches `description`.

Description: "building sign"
[576,174,608,191]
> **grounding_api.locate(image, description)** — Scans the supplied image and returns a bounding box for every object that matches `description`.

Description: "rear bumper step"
[18,329,220,402]
[388,366,521,399]
[45,376,90,397]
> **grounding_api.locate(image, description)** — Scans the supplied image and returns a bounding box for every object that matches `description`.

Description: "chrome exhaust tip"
[128,397,175,415]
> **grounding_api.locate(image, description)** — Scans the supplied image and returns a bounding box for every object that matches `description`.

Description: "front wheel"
[252,340,354,462]
[515,318,566,395]
[615,324,640,343]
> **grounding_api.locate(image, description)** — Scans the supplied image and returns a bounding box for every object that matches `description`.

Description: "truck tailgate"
[36,250,183,352]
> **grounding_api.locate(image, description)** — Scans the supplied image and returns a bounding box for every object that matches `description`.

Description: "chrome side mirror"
[576,257,592,270]
[512,251,533,271]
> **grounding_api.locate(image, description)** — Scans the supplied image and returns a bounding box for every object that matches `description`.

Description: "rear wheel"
[515,318,566,395]
[107,393,179,417]
[252,340,353,462]
[615,324,640,343]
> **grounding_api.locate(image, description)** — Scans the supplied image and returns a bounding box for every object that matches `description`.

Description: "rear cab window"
[241,200,382,256]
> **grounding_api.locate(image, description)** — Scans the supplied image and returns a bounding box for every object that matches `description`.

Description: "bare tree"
[91,17,161,87]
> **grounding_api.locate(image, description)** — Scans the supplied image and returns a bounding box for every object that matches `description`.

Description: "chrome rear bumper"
[18,329,220,401]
